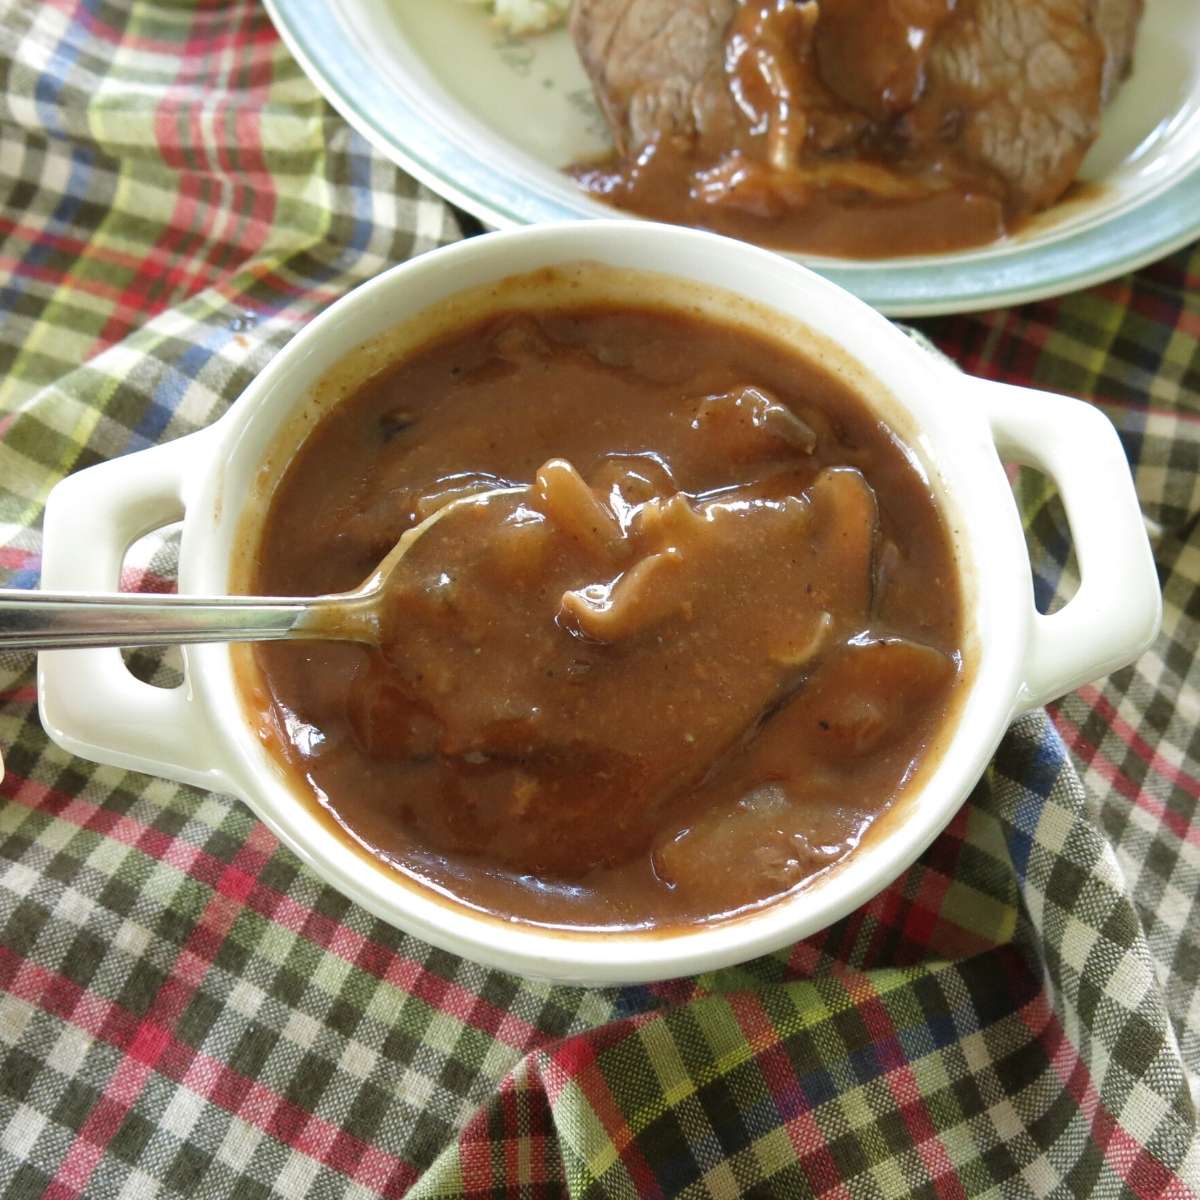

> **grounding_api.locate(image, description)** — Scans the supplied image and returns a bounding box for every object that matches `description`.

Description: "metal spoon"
[0,486,526,651]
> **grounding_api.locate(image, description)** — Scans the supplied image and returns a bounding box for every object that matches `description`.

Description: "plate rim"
[265,0,1200,316]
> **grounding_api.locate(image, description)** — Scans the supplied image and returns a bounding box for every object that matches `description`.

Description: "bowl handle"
[971,377,1161,712]
[37,428,233,792]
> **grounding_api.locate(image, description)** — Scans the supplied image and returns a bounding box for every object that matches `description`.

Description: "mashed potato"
[454,0,568,35]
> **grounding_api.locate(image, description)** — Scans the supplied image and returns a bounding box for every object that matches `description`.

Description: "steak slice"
[571,0,1142,224]
[569,0,738,157]
[906,0,1106,214]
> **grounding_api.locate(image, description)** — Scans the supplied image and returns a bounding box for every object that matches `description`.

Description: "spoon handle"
[0,590,350,650]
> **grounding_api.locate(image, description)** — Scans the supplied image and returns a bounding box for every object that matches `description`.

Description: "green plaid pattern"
[1,3,1197,1196]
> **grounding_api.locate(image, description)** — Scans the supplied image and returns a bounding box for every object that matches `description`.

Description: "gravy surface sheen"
[250,306,964,930]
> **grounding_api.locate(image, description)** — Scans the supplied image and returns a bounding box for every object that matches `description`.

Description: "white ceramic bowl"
[38,223,1161,984]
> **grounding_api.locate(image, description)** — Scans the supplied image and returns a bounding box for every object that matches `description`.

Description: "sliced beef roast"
[569,0,1143,242]
[906,0,1106,214]
[569,0,738,157]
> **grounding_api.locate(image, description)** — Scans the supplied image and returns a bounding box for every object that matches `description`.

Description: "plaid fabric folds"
[1,3,1198,1196]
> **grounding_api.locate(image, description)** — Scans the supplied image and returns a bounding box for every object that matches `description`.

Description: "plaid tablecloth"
[1,3,1198,1197]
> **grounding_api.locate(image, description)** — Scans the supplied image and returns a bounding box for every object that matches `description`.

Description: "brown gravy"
[246,306,964,929]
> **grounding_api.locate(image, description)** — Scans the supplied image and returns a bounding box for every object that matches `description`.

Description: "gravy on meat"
[569,0,1142,257]
[244,304,965,929]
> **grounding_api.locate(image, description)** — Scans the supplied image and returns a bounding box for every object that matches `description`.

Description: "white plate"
[266,0,1200,315]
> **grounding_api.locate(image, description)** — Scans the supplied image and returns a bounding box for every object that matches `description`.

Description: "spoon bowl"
[0,485,528,652]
